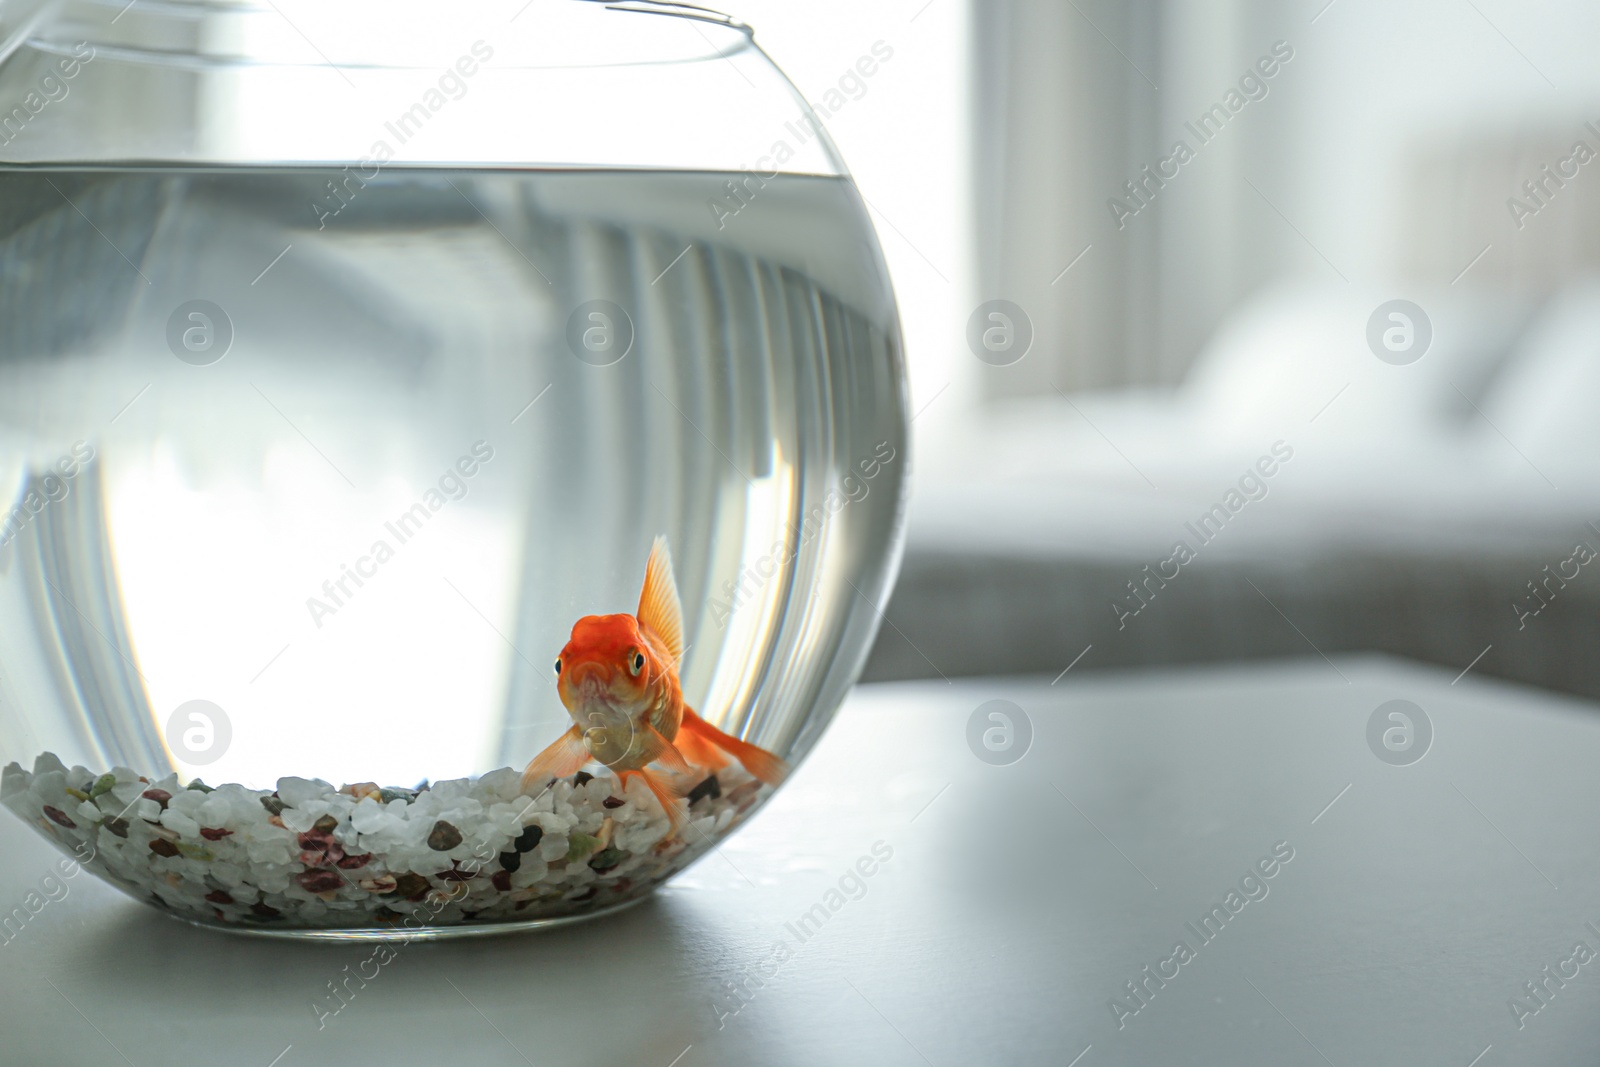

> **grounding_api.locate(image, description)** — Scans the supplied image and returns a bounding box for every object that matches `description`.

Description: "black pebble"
[686,776,721,806]
[514,825,544,853]
[500,851,522,872]
[573,771,594,787]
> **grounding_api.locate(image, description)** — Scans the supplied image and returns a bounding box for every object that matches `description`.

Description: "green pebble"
[588,848,626,872]
[566,833,599,863]
[90,774,116,798]
[176,842,214,862]
[65,788,89,802]
[187,780,214,793]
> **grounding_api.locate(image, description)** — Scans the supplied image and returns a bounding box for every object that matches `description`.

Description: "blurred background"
[730,0,1600,700]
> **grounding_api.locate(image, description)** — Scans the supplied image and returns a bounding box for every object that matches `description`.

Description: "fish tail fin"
[520,725,589,794]
[637,535,686,667]
[681,706,789,786]
[621,767,687,831]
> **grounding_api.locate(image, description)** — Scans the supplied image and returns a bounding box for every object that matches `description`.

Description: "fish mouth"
[567,661,610,689]
[565,671,631,722]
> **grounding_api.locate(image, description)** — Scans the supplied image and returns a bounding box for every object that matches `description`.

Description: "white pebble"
[161,810,200,838]
[275,776,334,807]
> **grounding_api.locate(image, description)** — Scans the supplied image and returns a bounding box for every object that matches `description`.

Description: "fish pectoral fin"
[648,728,694,778]
[636,535,686,668]
[674,723,729,772]
[680,706,789,786]
[520,725,590,794]
[621,767,688,831]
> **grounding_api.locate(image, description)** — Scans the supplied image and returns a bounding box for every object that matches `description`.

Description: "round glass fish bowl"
[0,0,907,939]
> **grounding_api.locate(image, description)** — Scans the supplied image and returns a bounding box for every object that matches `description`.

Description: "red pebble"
[296,869,344,893]
[149,839,180,858]
[296,830,333,851]
[41,805,76,829]
[205,890,235,905]
[296,829,346,867]
[335,852,371,870]
[491,870,512,892]
[141,789,172,810]
[602,796,625,809]
[200,827,233,841]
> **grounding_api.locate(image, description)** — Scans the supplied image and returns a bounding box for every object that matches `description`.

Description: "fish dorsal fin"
[636,535,685,667]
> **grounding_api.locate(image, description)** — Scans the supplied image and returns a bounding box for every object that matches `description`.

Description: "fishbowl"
[0,0,907,938]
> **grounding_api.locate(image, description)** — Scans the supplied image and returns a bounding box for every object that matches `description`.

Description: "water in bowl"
[0,165,906,935]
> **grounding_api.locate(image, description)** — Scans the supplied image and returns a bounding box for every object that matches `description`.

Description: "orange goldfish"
[520,536,787,829]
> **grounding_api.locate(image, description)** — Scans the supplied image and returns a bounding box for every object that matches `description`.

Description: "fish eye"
[629,650,646,676]
[554,658,562,676]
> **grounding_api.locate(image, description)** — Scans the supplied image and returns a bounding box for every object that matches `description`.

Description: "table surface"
[3,655,1598,1066]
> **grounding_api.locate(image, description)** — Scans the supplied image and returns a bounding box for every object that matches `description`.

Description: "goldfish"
[520,536,787,829]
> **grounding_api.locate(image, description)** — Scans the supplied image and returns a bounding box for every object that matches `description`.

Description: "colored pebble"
[514,825,544,852]
[588,848,626,872]
[427,820,463,851]
[566,832,599,863]
[41,805,76,829]
[148,839,180,858]
[500,851,522,872]
[390,873,429,899]
[297,869,343,893]
[686,775,721,805]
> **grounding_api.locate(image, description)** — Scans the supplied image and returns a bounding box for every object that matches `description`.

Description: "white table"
[3,656,1597,1065]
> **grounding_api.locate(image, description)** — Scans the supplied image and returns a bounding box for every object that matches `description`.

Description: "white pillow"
[1181,281,1528,443]
[1481,277,1600,470]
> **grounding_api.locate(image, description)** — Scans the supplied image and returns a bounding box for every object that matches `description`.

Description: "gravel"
[1,752,770,933]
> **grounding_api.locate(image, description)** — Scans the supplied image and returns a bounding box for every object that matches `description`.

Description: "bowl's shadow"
[57,889,732,1065]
